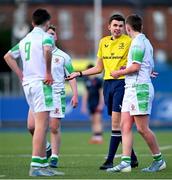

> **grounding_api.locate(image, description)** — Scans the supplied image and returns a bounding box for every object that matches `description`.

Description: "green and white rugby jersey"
[51,47,74,89]
[9,27,54,85]
[125,33,154,85]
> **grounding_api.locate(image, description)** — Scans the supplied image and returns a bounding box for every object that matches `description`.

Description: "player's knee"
[136,127,146,136]
[50,126,59,134]
[112,121,120,129]
[27,126,35,135]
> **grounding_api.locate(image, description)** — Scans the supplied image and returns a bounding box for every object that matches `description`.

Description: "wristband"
[79,71,83,77]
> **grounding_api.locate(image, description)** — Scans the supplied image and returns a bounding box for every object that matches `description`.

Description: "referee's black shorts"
[103,79,125,116]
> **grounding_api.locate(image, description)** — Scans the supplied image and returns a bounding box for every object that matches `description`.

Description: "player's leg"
[49,117,61,168]
[107,111,135,172]
[30,112,62,176]
[89,111,103,144]
[27,108,35,135]
[135,83,165,172]
[28,81,57,176]
[27,108,52,159]
[121,112,135,165]
[32,111,49,157]
[134,115,166,172]
[29,111,51,177]
[49,89,65,168]
[24,84,50,176]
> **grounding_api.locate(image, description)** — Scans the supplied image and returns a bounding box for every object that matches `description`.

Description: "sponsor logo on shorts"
[130,104,136,111]
[54,108,60,114]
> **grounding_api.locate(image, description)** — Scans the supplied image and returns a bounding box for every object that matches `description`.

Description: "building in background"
[0,0,172,60]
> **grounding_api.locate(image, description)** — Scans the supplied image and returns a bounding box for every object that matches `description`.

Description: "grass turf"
[0,130,172,179]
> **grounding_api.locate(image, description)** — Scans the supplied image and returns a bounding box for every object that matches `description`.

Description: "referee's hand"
[65,72,80,81]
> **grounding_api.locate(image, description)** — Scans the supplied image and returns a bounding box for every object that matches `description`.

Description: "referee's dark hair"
[32,8,51,25]
[109,14,125,24]
[87,64,94,69]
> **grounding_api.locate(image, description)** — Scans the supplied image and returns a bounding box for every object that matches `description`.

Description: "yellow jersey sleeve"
[97,35,131,80]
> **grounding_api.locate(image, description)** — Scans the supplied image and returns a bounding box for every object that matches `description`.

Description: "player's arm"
[81,85,88,114]
[111,45,143,78]
[3,44,23,81]
[65,56,78,108]
[69,78,78,108]
[43,37,53,85]
[66,57,104,80]
[110,63,141,78]
[97,88,104,111]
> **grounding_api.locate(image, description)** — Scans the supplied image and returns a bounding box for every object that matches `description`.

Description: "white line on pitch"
[0,145,171,158]
[160,145,172,150]
[0,175,6,178]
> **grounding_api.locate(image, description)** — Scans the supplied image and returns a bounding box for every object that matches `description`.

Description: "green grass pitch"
[0,130,172,179]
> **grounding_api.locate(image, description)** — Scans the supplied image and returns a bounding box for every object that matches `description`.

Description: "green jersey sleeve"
[9,43,20,59]
[42,34,54,47]
[132,45,144,64]
[64,56,74,76]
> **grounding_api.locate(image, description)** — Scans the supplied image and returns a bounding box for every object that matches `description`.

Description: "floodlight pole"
[94,0,102,59]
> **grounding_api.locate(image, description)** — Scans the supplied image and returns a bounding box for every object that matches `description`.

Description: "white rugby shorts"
[49,87,66,119]
[23,81,54,113]
[121,83,154,115]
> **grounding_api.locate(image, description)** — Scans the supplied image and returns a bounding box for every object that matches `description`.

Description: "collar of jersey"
[52,46,58,53]
[32,26,45,33]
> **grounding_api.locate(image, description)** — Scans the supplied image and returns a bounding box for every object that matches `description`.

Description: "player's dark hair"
[109,14,125,24]
[32,8,51,25]
[87,64,94,69]
[126,14,142,32]
[48,24,56,32]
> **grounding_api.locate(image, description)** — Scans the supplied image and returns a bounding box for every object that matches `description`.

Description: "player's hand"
[17,70,23,82]
[150,71,159,78]
[44,73,53,85]
[70,95,78,108]
[110,70,120,79]
[65,72,80,81]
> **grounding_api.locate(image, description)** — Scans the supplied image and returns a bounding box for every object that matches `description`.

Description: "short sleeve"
[9,43,20,59]
[42,34,54,47]
[64,55,74,76]
[131,45,144,64]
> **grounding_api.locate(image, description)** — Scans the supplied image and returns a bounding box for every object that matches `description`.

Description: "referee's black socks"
[106,130,121,163]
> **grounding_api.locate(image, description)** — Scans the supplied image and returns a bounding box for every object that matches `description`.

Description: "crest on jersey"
[55,58,60,63]
[119,42,124,49]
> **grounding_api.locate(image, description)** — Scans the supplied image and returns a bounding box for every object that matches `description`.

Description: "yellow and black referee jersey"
[97,34,131,80]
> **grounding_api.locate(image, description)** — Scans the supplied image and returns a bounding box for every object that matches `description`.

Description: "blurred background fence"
[0,0,172,128]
